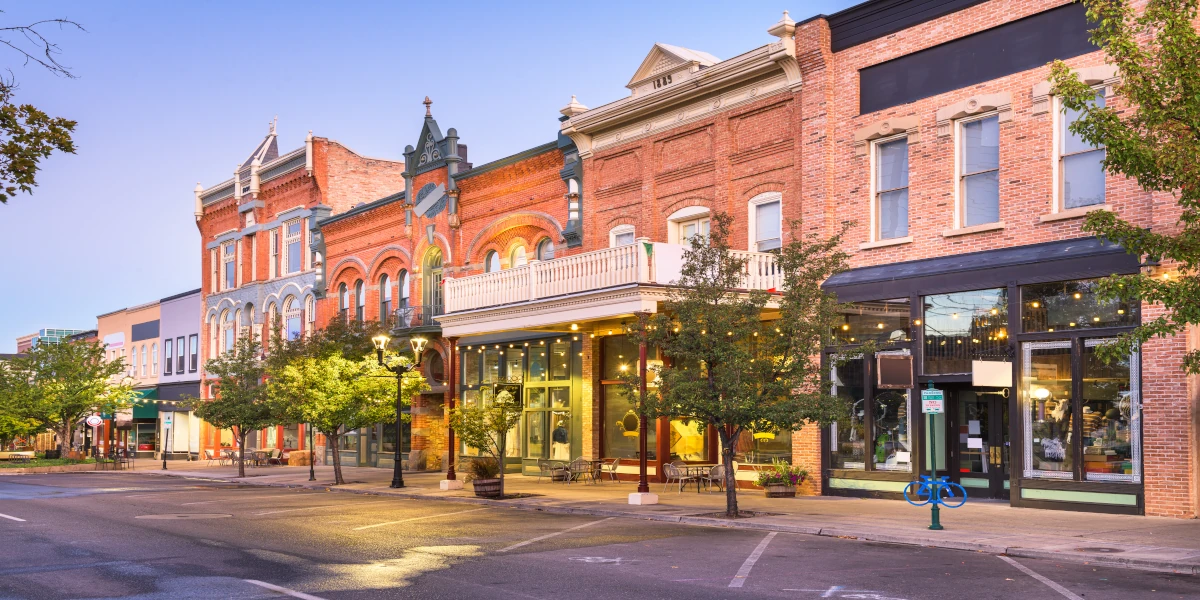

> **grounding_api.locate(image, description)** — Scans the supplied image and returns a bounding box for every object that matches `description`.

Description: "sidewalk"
[126,462,1200,574]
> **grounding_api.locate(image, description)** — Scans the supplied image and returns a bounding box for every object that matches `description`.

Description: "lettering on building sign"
[653,74,673,89]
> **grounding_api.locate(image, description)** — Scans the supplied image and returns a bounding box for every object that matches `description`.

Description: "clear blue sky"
[0,0,857,352]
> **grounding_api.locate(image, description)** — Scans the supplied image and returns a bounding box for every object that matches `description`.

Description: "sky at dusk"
[0,0,858,352]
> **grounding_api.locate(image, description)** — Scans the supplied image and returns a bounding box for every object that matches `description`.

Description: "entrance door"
[950,387,1010,499]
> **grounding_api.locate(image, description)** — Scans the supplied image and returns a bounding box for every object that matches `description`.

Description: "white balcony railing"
[443,239,782,313]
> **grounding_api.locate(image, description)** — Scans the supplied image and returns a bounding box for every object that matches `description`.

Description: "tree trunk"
[719,427,739,517]
[497,438,506,499]
[329,430,344,485]
[57,422,70,457]
[237,430,247,478]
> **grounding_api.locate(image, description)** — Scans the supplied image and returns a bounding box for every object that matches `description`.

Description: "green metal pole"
[929,410,943,530]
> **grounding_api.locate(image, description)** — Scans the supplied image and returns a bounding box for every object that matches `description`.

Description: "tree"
[0,339,132,456]
[449,385,523,497]
[631,213,852,517]
[192,335,278,478]
[1049,0,1200,373]
[0,14,83,205]
[270,351,423,485]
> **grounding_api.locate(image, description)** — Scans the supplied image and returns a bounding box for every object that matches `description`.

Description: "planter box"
[764,483,798,498]
[472,478,502,498]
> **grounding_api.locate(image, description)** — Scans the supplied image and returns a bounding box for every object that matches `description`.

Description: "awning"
[131,388,158,419]
[157,382,200,412]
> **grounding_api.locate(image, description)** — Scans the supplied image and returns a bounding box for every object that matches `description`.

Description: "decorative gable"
[626,43,719,97]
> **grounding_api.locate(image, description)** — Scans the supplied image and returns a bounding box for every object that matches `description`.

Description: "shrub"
[754,460,808,487]
[463,457,500,482]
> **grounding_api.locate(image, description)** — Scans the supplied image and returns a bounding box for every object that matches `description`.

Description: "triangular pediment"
[627,43,719,89]
[413,117,446,169]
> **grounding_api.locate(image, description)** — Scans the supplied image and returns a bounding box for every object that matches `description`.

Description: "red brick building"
[193,121,406,462]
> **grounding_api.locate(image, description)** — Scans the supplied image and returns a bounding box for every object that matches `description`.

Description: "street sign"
[85,415,103,427]
[921,388,944,414]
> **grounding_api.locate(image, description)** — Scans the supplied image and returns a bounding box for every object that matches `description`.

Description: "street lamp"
[373,334,427,489]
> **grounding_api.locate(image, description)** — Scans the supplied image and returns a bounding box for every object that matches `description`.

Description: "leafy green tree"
[192,335,278,478]
[0,411,37,449]
[270,351,423,485]
[0,15,84,204]
[449,387,523,497]
[0,339,132,456]
[1050,0,1200,372]
[630,213,852,517]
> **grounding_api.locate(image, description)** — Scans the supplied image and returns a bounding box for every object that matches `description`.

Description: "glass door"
[951,386,1010,499]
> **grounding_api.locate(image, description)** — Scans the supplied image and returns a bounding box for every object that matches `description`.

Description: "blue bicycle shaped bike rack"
[904,475,967,529]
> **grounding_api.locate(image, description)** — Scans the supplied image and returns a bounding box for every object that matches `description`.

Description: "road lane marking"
[254,501,389,515]
[729,531,777,588]
[0,512,26,522]
[243,579,327,600]
[182,494,300,506]
[998,556,1084,600]
[497,517,614,552]
[351,507,488,531]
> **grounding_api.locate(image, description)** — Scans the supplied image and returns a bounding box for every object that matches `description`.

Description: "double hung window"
[164,339,173,375]
[269,230,279,278]
[875,138,909,240]
[536,238,555,261]
[1060,91,1106,209]
[753,198,782,252]
[484,251,500,273]
[610,225,635,247]
[379,274,392,322]
[176,336,185,374]
[678,217,710,244]
[285,220,302,274]
[223,243,236,290]
[354,280,365,322]
[959,115,1000,227]
[189,335,199,371]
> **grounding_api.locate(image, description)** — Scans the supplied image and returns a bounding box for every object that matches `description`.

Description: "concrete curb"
[138,471,1200,575]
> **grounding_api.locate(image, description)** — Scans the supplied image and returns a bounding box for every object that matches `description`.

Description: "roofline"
[454,141,558,182]
[316,191,407,227]
[160,288,203,303]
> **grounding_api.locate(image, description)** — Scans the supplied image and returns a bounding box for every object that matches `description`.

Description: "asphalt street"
[0,473,1196,599]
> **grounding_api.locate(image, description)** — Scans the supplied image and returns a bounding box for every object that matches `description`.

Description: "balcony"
[439,240,781,337]
[392,304,444,333]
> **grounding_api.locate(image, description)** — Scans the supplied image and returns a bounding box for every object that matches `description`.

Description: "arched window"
[536,238,555,261]
[151,343,158,376]
[140,344,147,376]
[748,192,783,252]
[484,251,500,273]
[379,274,392,322]
[510,246,527,268]
[304,296,315,337]
[354,279,365,322]
[398,269,410,308]
[666,205,711,245]
[423,247,443,311]
[284,296,301,341]
[609,225,635,247]
[266,302,277,338]
[338,283,349,322]
[244,304,256,342]
[233,308,242,351]
[208,315,218,359]
[131,346,138,377]
[222,310,234,354]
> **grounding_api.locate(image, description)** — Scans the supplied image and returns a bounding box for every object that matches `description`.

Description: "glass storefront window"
[1023,342,1073,479]
[834,299,911,345]
[1021,279,1136,333]
[872,389,912,471]
[382,422,396,454]
[283,425,298,449]
[736,430,792,465]
[1082,339,1140,482]
[526,388,546,409]
[830,357,866,470]
[464,350,481,387]
[504,348,523,383]
[602,386,656,459]
[136,424,157,451]
[526,412,546,459]
[550,411,571,460]
[528,346,547,382]
[339,432,358,451]
[483,349,501,384]
[669,418,708,461]
[266,426,278,448]
[550,342,571,380]
[550,388,570,408]
[923,288,1009,374]
[460,390,481,456]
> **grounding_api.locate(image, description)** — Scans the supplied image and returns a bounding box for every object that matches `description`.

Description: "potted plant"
[754,460,808,498]
[464,458,502,498]
[449,385,522,498]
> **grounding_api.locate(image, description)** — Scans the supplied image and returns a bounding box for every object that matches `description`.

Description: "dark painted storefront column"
[446,337,458,481]
[637,338,649,494]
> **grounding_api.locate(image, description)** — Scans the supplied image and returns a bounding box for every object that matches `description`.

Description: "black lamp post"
[308,422,316,481]
[373,334,427,489]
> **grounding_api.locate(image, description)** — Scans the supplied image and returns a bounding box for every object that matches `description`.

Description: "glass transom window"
[922,288,1009,375]
[1021,279,1136,333]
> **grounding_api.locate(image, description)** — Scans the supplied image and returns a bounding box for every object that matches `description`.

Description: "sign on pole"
[921,388,944,414]
[163,413,173,426]
[85,415,103,427]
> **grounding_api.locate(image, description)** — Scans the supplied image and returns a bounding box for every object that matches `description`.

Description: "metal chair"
[702,464,726,491]
[567,458,593,485]
[534,459,555,483]
[603,459,621,483]
[662,463,697,494]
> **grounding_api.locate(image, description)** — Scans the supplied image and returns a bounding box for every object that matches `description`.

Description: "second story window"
[131,346,138,377]
[536,238,555,261]
[338,283,349,321]
[379,274,392,320]
[176,336,185,374]
[749,193,782,252]
[875,137,909,240]
[189,334,198,372]
[678,216,710,244]
[223,242,236,290]
[284,297,302,341]
[285,220,302,274]
[485,251,500,273]
[140,343,147,376]
[510,246,528,268]
[164,339,173,375]
[959,114,1000,227]
[398,269,410,308]
[151,343,158,376]
[610,225,635,247]
[269,229,279,279]
[355,280,365,322]
[1061,90,1106,209]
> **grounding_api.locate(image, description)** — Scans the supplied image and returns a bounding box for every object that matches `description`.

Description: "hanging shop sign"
[877,354,914,389]
[86,415,103,427]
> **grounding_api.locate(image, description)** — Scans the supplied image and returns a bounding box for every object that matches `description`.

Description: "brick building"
[193,121,406,460]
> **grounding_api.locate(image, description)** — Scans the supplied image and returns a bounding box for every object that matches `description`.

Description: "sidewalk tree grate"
[135,514,233,520]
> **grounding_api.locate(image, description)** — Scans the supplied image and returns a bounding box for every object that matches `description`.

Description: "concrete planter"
[0,463,99,475]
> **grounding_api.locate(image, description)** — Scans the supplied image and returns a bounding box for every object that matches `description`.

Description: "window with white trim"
[210,249,218,292]
[874,137,909,240]
[958,114,1000,227]
[164,339,173,375]
[131,346,138,377]
[1060,90,1106,209]
[354,280,365,322]
[222,242,236,290]
[151,343,158,376]
[269,229,279,278]
[536,238,555,261]
[176,336,184,374]
[222,310,234,354]
[208,316,218,359]
[485,251,500,273]
[510,246,527,268]
[305,296,315,337]
[678,216,709,244]
[189,334,198,371]
[140,343,147,376]
[380,274,392,320]
[285,219,302,274]
[748,193,782,252]
[284,297,302,341]
[609,225,635,247]
[398,270,410,308]
[338,283,349,322]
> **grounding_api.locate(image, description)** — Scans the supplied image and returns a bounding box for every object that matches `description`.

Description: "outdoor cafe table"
[681,463,717,493]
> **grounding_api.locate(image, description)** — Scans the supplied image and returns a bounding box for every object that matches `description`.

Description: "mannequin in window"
[551,417,569,460]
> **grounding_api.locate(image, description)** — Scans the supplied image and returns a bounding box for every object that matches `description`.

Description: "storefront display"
[922,288,1009,375]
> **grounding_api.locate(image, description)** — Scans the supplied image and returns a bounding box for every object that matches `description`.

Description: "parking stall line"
[254,500,391,515]
[728,531,777,588]
[182,494,305,506]
[998,556,1084,600]
[352,507,489,531]
[0,512,27,522]
[244,579,327,600]
[497,517,614,553]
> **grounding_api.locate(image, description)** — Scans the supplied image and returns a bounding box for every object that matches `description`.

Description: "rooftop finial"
[269,116,277,135]
[560,94,588,117]
[768,9,796,39]
[423,96,432,117]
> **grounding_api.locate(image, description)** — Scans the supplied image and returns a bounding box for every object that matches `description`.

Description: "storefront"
[456,333,584,475]
[822,238,1144,514]
[130,389,159,458]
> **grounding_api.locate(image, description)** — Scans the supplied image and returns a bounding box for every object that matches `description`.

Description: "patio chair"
[702,464,726,491]
[602,459,620,483]
[203,449,218,466]
[662,463,697,494]
[535,459,562,483]
[566,458,593,485]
